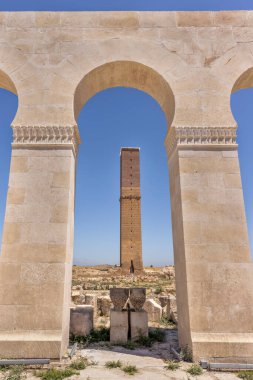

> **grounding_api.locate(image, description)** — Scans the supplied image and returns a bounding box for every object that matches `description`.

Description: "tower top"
[120,147,140,154]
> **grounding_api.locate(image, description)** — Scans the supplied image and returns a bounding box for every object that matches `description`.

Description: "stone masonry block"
[110,309,128,343]
[166,295,177,320]
[130,310,148,340]
[144,299,162,323]
[70,305,93,336]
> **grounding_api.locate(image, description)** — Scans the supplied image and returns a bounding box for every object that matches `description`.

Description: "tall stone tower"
[120,148,143,273]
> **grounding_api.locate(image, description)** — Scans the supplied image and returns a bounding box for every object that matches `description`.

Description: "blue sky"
[1,0,253,11]
[0,1,253,266]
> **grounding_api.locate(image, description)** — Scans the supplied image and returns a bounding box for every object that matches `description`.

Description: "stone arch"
[0,68,17,95]
[232,67,253,93]
[73,60,175,129]
[64,37,187,128]
[228,64,253,127]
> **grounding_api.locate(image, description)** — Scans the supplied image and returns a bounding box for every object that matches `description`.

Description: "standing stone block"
[97,296,112,316]
[166,295,177,320]
[84,294,97,316]
[71,289,82,304]
[144,299,162,323]
[110,309,128,343]
[130,310,148,340]
[70,305,93,336]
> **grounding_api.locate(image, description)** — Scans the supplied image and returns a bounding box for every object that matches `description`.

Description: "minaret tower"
[120,148,143,273]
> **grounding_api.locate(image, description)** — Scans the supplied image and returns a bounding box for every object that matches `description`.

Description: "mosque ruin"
[0,10,252,362]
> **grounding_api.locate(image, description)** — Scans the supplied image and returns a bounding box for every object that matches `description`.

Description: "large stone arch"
[0,10,253,363]
[10,37,186,127]
[73,60,175,127]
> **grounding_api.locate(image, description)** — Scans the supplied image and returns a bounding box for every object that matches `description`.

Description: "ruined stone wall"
[120,148,143,272]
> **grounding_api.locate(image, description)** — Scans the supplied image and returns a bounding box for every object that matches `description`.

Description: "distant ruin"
[120,148,143,273]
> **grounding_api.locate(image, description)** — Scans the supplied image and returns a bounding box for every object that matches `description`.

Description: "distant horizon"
[72,263,174,267]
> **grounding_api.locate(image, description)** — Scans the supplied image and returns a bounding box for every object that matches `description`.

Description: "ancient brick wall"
[120,148,143,272]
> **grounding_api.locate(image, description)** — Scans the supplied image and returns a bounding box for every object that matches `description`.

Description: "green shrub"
[120,329,165,349]
[70,327,110,346]
[122,365,138,376]
[105,360,122,369]
[160,315,176,327]
[35,368,78,380]
[180,345,192,362]
[238,371,253,380]
[187,364,203,376]
[164,360,180,371]
[149,329,165,343]
[135,335,153,347]
[0,365,9,372]
[154,286,163,295]
[69,358,89,370]
[121,341,138,350]
[4,366,25,380]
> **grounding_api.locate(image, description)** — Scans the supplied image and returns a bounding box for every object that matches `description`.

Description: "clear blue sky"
[0,0,253,11]
[0,1,252,266]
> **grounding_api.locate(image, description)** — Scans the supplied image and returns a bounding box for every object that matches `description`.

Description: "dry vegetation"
[72,264,175,302]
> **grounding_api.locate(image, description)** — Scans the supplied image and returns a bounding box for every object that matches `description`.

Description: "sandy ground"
[58,349,239,380]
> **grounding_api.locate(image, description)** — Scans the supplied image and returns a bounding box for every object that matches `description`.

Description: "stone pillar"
[130,310,148,340]
[166,125,253,362]
[0,125,80,359]
[120,148,143,273]
[110,309,128,343]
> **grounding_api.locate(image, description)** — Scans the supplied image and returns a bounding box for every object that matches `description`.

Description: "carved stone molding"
[165,125,237,157]
[11,125,81,155]
[119,195,141,201]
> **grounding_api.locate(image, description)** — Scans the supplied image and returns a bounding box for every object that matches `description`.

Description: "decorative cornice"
[120,195,141,201]
[165,125,237,157]
[11,125,81,156]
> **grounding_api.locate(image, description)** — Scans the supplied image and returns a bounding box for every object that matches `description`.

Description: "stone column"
[166,125,253,362]
[0,125,80,359]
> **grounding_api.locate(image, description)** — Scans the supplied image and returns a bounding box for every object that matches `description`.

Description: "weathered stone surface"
[84,294,97,315]
[120,148,143,272]
[110,310,128,343]
[0,10,253,362]
[110,288,129,311]
[166,295,177,321]
[129,288,146,311]
[130,310,148,341]
[70,305,93,336]
[97,296,112,317]
[144,299,162,323]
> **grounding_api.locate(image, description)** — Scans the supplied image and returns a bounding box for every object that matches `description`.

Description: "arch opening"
[231,68,253,257]
[73,60,176,268]
[72,60,176,344]
[74,61,175,129]
[74,86,173,268]
[0,68,18,248]
[0,86,18,250]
